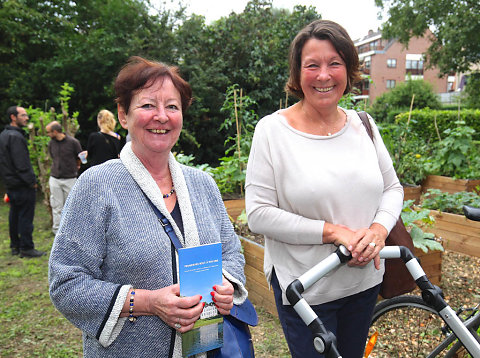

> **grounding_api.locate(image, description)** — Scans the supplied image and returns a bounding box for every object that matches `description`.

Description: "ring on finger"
[174,317,181,329]
[369,242,376,248]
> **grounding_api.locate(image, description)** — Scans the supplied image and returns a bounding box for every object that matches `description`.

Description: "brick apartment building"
[354,30,457,103]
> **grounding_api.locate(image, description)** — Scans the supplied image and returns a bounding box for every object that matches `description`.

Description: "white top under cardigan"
[245,108,403,305]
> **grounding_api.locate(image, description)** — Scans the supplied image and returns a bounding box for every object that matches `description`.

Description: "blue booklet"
[179,242,223,357]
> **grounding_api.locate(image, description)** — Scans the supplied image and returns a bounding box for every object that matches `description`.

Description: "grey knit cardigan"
[48,144,247,357]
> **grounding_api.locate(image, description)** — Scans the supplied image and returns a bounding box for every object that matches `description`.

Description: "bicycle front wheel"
[367,295,453,357]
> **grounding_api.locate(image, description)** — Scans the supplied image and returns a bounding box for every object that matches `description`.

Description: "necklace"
[326,111,347,136]
[163,186,175,198]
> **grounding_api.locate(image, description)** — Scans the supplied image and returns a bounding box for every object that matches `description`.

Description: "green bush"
[379,122,428,185]
[423,120,480,179]
[369,79,441,122]
[395,108,480,143]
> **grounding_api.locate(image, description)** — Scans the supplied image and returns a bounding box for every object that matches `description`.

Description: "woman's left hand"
[348,223,388,269]
[211,277,234,315]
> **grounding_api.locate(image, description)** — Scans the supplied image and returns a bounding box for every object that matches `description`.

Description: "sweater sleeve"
[48,173,127,347]
[245,119,325,245]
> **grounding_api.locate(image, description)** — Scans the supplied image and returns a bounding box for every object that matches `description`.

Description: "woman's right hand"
[323,222,357,248]
[148,284,204,333]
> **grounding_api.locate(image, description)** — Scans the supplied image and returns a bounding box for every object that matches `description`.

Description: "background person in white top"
[245,19,403,358]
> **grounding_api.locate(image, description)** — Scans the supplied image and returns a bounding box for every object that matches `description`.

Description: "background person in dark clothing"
[45,121,82,235]
[85,109,124,167]
[0,106,45,258]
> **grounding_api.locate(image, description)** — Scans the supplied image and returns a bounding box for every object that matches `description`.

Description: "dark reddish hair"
[114,56,192,114]
[285,19,361,98]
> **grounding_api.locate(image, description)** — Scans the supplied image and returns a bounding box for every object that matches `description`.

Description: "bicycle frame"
[286,245,480,358]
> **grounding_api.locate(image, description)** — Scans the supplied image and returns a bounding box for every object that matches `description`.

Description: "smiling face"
[300,38,347,111]
[118,76,182,162]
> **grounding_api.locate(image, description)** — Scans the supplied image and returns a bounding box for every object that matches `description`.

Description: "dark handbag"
[210,298,258,358]
[358,111,416,299]
[145,196,257,357]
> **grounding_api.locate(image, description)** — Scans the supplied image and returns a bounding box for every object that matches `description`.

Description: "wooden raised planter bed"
[422,210,480,258]
[403,184,422,204]
[240,237,442,317]
[223,198,245,221]
[422,175,480,194]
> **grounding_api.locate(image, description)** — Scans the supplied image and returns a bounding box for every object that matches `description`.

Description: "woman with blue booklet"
[49,56,251,357]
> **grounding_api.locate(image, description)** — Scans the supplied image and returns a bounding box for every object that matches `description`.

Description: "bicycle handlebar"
[286,245,480,358]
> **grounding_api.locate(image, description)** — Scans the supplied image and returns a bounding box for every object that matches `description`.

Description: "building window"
[386,80,396,89]
[405,54,424,75]
[387,59,397,68]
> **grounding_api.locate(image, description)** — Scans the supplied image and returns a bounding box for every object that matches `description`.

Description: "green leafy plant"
[213,85,258,196]
[401,200,443,253]
[424,120,480,179]
[420,189,480,215]
[25,83,79,213]
[174,153,214,175]
[379,122,428,185]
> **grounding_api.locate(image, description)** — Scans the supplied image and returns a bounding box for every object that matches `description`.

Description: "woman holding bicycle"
[245,20,403,357]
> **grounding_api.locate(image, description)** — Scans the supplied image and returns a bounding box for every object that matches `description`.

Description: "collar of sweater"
[119,142,200,248]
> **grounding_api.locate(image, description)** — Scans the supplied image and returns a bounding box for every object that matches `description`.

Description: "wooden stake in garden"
[233,88,243,196]
[407,93,415,127]
[433,113,442,141]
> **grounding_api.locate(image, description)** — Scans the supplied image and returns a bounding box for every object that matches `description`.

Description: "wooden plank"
[429,221,480,240]
[429,210,480,227]
[244,251,264,272]
[223,199,245,220]
[244,265,269,290]
[422,175,480,194]
[241,238,265,258]
[424,227,480,257]
[415,252,442,267]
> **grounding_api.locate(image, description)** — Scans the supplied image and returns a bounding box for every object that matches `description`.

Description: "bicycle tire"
[367,295,469,358]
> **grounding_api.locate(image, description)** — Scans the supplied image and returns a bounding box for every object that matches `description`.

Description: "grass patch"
[250,307,289,357]
[0,197,82,358]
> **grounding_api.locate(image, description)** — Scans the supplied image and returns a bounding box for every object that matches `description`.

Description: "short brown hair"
[114,56,192,114]
[285,19,361,99]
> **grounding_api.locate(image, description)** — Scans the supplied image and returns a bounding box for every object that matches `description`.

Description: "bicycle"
[285,205,480,358]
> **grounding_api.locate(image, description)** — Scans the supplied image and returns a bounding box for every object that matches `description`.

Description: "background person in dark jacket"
[0,106,45,258]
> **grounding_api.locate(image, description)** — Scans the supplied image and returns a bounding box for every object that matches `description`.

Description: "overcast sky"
[161,0,386,40]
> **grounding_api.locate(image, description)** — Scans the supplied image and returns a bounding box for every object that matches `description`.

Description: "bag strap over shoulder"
[144,194,183,250]
[357,111,374,142]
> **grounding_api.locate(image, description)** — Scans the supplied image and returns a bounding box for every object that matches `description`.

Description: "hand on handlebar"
[325,222,387,270]
[347,224,388,269]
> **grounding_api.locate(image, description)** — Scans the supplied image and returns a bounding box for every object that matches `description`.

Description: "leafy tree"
[176,0,320,164]
[0,0,183,142]
[375,0,480,74]
[464,72,480,109]
[369,79,441,122]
